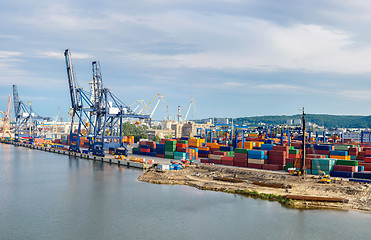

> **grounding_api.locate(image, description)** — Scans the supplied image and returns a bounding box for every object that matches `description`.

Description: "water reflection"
[68,156,80,169]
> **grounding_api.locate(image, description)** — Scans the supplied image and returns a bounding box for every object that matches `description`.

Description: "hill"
[210,114,371,129]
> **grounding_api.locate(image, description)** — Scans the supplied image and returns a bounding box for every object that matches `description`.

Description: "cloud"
[37,51,92,59]
[336,90,371,101]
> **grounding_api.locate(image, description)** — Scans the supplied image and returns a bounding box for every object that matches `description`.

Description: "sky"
[1,0,371,121]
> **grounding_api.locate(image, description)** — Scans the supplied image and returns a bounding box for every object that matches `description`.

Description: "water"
[0,144,370,240]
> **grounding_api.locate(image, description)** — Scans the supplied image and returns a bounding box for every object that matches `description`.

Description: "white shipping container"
[158,164,170,170]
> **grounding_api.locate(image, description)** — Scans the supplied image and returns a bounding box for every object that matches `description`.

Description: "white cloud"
[337,90,371,101]
[37,51,92,59]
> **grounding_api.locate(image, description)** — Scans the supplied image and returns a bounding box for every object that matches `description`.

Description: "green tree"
[153,134,160,142]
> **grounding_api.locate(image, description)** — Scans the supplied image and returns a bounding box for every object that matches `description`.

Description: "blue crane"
[12,85,42,142]
[64,49,95,152]
[64,49,150,156]
[89,61,150,156]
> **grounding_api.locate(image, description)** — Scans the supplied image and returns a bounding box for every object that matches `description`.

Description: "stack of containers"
[209,151,226,164]
[261,144,274,151]
[313,144,333,156]
[148,141,157,157]
[237,141,253,150]
[348,147,359,160]
[189,138,203,148]
[252,141,262,148]
[269,145,288,170]
[165,140,176,159]
[221,155,234,166]
[219,145,234,166]
[156,144,165,158]
[330,159,358,178]
[233,148,248,167]
[247,150,265,169]
[187,148,197,161]
[364,149,371,163]
[285,148,302,172]
[206,142,220,153]
[175,140,188,160]
[188,148,198,160]
[198,146,210,158]
[132,146,140,154]
[329,150,350,160]
[174,151,187,160]
[139,144,150,155]
[311,158,336,175]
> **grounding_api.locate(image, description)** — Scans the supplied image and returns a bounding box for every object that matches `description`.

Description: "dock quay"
[0,139,155,170]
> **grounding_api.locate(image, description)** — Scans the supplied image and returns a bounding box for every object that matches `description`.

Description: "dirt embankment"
[138,164,371,213]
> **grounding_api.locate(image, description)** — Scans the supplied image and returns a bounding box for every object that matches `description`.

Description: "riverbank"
[138,164,371,213]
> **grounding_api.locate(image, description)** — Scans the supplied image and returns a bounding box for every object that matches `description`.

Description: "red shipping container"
[333,165,355,172]
[221,160,234,166]
[269,155,286,161]
[200,158,209,163]
[286,158,295,164]
[248,163,262,169]
[269,150,287,157]
[221,156,234,161]
[272,146,289,151]
[198,154,209,158]
[269,158,286,165]
[140,148,150,153]
[306,154,326,159]
[313,150,330,155]
[262,164,282,170]
[209,159,221,164]
[176,147,188,153]
[233,161,247,167]
[213,151,227,156]
[288,153,300,158]
[365,157,371,163]
[359,162,371,171]
[234,153,248,159]
[156,154,165,158]
[234,156,247,162]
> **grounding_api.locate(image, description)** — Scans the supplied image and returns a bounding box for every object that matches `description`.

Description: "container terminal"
[1,49,371,212]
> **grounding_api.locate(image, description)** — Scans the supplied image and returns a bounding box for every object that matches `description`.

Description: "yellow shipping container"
[330,155,351,160]
[237,141,253,150]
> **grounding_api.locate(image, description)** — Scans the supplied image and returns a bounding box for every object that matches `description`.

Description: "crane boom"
[64,49,78,110]
[12,85,20,118]
[184,97,196,122]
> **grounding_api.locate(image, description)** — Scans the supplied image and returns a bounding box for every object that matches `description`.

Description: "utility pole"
[301,107,306,176]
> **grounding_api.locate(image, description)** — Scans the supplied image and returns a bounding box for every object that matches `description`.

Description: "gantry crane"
[89,60,150,156]
[12,85,42,142]
[64,49,150,156]
[64,49,95,152]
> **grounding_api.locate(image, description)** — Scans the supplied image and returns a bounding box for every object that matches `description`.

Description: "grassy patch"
[223,189,294,207]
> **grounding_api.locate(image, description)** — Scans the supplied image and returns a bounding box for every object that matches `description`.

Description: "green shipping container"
[174,152,186,157]
[234,148,248,154]
[289,149,300,154]
[177,140,188,144]
[312,158,337,166]
[336,160,358,166]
